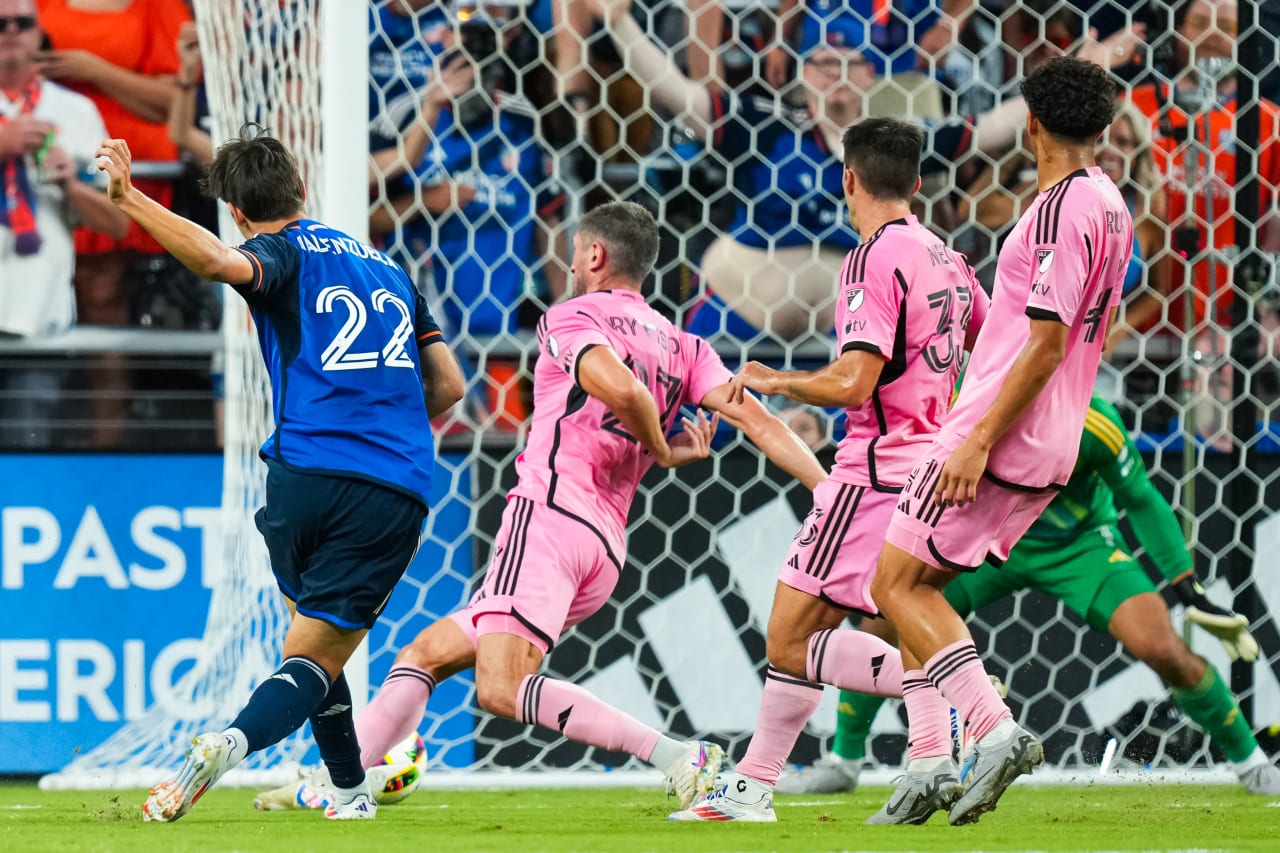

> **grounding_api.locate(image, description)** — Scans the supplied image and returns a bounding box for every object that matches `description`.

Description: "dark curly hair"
[1020,57,1120,144]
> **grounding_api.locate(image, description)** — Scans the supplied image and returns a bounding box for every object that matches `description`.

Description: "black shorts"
[256,459,428,630]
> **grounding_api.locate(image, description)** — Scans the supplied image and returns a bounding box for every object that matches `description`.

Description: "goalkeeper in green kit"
[780,395,1280,795]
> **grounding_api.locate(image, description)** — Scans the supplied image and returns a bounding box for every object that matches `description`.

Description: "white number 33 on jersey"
[316,285,416,371]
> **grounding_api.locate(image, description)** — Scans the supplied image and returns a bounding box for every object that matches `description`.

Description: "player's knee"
[765,632,808,679]
[869,572,899,615]
[475,676,519,720]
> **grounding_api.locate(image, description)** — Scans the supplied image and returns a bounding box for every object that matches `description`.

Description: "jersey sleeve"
[413,282,445,347]
[1083,399,1192,579]
[1024,196,1094,325]
[838,258,902,360]
[537,308,612,386]
[233,232,301,304]
[683,336,733,406]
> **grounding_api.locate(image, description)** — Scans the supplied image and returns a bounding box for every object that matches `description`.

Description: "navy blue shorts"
[256,459,428,630]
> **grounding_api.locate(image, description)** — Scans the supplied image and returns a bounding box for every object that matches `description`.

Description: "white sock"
[221,727,249,766]
[649,736,691,770]
[906,755,951,772]
[1232,746,1268,774]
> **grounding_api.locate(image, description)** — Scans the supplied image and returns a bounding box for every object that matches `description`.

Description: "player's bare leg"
[473,631,722,809]
[676,585,903,822]
[1109,593,1280,794]
[872,544,1041,825]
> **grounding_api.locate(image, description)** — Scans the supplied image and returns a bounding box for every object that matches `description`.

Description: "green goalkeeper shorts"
[943,525,1158,633]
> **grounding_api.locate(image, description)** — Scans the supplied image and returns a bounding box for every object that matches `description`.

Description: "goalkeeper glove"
[1172,576,1260,662]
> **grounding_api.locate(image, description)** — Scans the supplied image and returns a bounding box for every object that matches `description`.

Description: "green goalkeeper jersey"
[1022,395,1191,582]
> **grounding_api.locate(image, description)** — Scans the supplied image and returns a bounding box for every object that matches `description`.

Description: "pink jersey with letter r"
[941,166,1132,489]
[832,216,989,490]
[510,290,732,558]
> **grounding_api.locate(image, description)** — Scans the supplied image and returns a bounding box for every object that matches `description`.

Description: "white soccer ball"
[374,732,427,805]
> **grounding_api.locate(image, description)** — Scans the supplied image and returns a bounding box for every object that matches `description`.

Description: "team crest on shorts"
[846,288,864,313]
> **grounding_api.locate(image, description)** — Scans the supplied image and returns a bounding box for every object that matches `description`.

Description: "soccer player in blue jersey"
[95,126,465,823]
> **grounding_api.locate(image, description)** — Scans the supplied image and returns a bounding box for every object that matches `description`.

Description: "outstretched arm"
[97,138,254,285]
[699,383,827,489]
[725,350,886,410]
[584,0,713,137]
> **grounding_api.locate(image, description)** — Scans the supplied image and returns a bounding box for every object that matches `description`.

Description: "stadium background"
[2,0,1280,785]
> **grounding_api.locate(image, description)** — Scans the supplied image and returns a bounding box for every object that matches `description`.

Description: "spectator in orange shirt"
[1129,0,1280,448]
[33,0,190,447]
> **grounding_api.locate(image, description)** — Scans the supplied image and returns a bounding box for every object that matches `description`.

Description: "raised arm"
[698,383,827,490]
[98,138,254,285]
[419,339,465,418]
[584,0,713,137]
[725,350,886,410]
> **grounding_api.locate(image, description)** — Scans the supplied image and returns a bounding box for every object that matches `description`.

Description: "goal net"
[44,0,1280,789]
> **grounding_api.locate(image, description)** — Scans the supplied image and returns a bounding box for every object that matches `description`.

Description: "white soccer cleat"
[865,763,963,825]
[142,733,237,823]
[324,782,378,820]
[663,740,725,810]
[254,764,397,811]
[774,753,861,794]
[948,721,1043,826]
[1240,762,1280,795]
[668,771,777,822]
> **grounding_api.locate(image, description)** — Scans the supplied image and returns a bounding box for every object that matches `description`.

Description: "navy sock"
[310,672,365,789]
[230,656,331,754]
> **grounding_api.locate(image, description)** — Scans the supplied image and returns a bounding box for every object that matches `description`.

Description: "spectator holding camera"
[588,0,1025,342]
[1,0,128,445]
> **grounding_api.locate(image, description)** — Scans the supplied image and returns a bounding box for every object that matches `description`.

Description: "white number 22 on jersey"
[316,285,415,371]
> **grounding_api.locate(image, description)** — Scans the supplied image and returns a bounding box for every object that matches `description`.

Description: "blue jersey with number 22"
[233,219,441,506]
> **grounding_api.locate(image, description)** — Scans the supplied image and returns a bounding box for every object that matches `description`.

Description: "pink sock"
[357,664,435,768]
[806,629,905,697]
[516,674,660,761]
[902,670,952,762]
[923,639,1010,743]
[735,668,824,787]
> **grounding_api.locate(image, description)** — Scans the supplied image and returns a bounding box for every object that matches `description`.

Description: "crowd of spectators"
[2,0,1278,449]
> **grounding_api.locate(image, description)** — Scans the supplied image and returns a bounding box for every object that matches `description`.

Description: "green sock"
[831,690,887,762]
[1169,665,1258,764]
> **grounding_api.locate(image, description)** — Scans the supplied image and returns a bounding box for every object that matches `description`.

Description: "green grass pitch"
[2,781,1276,852]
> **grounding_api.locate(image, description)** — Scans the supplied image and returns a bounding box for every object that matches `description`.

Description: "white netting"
[44,0,1280,787]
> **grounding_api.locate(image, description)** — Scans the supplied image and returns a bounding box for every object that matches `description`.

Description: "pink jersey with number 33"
[832,216,989,490]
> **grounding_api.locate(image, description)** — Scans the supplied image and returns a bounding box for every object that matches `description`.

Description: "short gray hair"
[578,202,660,284]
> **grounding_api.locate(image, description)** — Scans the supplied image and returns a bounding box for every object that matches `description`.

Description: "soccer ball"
[373,732,427,805]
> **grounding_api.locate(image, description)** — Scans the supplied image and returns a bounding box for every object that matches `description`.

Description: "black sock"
[229,656,330,753]
[310,672,365,790]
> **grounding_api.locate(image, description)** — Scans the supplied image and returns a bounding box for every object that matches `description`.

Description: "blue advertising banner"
[0,453,473,774]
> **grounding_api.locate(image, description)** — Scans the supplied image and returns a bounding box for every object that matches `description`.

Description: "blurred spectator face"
[0,0,40,73]
[1098,113,1139,187]
[802,47,874,116]
[1177,0,1237,66]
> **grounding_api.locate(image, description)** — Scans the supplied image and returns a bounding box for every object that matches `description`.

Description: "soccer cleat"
[254,764,396,810]
[142,733,237,823]
[1240,762,1280,795]
[662,740,725,810]
[668,771,776,822]
[865,763,963,825]
[324,783,378,820]
[774,753,861,794]
[947,722,1043,826]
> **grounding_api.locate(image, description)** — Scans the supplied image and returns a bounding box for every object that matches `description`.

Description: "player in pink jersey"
[669,118,989,823]
[869,57,1132,826]
[253,202,827,814]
